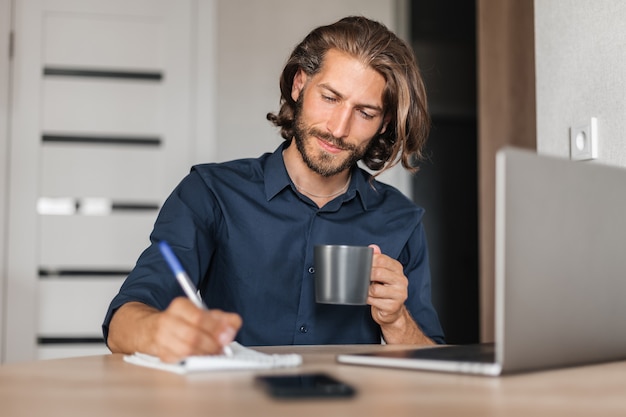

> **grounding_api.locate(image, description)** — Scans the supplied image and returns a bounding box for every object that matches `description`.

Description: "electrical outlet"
[570,117,598,161]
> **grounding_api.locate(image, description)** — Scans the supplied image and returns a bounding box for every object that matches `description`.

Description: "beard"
[292,96,372,177]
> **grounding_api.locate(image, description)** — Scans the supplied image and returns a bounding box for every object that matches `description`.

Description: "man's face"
[291,49,387,177]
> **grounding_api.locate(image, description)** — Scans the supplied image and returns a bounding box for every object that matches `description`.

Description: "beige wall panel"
[42,79,162,135]
[38,277,126,336]
[39,214,155,268]
[43,14,162,70]
[40,145,164,200]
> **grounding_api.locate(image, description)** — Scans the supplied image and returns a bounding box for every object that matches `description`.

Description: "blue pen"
[159,240,206,309]
[158,240,233,356]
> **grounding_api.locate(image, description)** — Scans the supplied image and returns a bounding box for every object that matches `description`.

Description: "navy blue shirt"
[103,143,445,345]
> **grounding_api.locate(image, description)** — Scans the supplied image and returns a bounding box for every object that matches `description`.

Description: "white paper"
[123,342,302,374]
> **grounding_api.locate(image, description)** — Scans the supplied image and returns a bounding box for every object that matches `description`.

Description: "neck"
[282,141,351,201]
[292,173,351,199]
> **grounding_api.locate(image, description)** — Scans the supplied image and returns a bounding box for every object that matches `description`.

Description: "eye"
[322,94,338,103]
[358,109,375,120]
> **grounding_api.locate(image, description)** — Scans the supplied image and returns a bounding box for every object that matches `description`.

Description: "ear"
[291,69,308,102]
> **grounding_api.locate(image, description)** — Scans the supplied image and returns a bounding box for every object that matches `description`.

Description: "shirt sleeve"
[101,169,219,344]
[400,222,446,344]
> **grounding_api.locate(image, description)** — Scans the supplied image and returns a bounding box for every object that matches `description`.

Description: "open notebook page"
[123,342,303,374]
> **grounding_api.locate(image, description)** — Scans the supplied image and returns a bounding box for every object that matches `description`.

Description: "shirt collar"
[264,142,293,201]
[351,167,376,211]
[263,142,378,211]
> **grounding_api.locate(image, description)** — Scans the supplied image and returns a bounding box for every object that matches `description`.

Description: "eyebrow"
[318,83,384,114]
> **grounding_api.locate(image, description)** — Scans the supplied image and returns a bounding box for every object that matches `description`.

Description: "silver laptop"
[338,147,626,375]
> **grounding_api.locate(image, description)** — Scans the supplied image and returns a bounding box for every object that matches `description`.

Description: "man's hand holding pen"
[152,298,241,363]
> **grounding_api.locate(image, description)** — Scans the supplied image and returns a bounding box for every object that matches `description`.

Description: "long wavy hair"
[267,16,430,175]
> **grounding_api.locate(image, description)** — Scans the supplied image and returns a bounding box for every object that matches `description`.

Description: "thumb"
[368,244,382,254]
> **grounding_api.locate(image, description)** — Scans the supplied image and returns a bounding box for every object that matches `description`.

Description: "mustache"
[307,128,356,151]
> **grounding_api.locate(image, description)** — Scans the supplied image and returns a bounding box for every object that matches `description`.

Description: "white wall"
[534,0,626,165]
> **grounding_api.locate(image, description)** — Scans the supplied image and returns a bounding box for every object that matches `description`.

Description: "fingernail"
[218,327,236,345]
[222,345,234,357]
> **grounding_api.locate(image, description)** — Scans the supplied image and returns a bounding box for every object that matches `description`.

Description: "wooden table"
[1,344,626,417]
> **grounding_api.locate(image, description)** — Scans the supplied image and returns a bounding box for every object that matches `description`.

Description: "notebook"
[124,342,302,374]
[338,147,626,375]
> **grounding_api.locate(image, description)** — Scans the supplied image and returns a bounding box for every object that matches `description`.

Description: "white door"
[4,0,194,362]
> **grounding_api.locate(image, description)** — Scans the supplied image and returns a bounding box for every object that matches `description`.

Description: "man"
[104,16,444,363]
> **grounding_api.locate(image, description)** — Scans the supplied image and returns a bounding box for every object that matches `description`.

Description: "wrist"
[108,302,160,355]
[380,306,411,338]
[380,307,434,346]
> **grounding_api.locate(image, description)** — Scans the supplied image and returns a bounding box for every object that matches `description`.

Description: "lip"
[316,137,344,154]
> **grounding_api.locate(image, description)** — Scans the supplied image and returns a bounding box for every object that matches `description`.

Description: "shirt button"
[299,325,308,333]
[308,266,315,274]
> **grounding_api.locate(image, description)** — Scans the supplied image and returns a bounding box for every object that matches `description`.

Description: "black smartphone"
[255,373,356,399]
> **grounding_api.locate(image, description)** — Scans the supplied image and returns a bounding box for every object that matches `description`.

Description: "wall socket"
[570,117,598,161]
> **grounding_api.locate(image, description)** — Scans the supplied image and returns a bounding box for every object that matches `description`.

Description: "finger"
[375,257,404,275]
[370,251,404,277]
[371,263,407,287]
[368,280,406,300]
[181,309,242,356]
[211,311,242,348]
[167,298,239,342]
[167,297,203,320]
[161,298,241,357]
[369,297,401,314]
[153,310,211,361]
[166,299,221,352]
[368,244,382,254]
[368,245,400,272]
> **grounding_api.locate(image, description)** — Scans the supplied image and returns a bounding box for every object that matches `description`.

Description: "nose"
[327,106,351,139]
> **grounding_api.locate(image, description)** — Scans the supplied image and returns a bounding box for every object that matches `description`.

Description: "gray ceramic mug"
[314,245,374,305]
